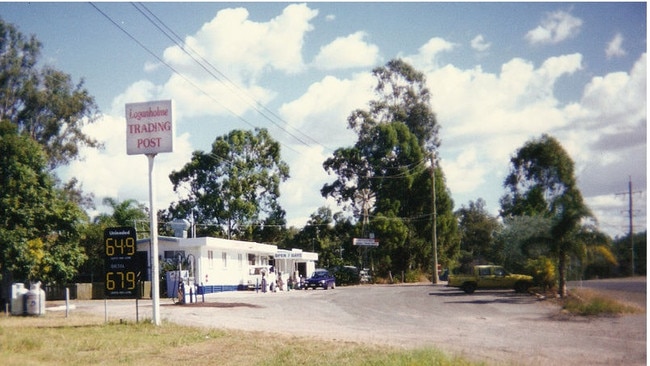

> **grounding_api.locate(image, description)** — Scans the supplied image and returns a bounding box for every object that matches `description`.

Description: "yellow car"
[447,265,533,294]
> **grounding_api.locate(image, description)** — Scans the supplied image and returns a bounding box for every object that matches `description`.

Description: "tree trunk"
[558,250,567,298]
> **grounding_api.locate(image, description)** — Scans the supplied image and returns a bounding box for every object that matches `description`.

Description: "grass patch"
[562,288,644,316]
[0,312,482,366]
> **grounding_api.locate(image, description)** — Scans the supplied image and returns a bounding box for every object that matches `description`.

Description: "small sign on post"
[125,100,174,155]
[353,238,380,247]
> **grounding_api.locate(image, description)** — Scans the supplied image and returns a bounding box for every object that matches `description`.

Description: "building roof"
[137,236,278,254]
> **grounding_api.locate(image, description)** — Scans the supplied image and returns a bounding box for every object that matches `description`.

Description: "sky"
[0,2,646,238]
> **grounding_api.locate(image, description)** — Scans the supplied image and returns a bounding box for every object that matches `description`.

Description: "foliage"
[525,256,556,291]
[500,134,598,297]
[76,198,150,282]
[168,128,289,241]
[321,59,458,277]
[0,19,103,293]
[330,265,360,285]
[0,19,100,169]
[493,215,547,273]
[612,231,646,276]
[456,198,502,264]
[0,121,87,291]
[95,198,149,229]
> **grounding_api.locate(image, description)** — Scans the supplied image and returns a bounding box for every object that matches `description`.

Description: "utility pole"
[617,176,642,276]
[430,152,439,284]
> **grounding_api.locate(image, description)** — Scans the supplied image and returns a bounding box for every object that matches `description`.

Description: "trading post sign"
[125,99,174,155]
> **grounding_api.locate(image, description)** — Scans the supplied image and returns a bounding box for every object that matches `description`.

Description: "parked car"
[305,269,336,290]
[247,265,272,290]
[447,265,533,294]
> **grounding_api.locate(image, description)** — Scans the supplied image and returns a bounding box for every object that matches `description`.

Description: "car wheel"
[462,283,476,294]
[514,282,530,293]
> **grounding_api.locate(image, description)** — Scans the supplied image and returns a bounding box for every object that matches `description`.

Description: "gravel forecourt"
[68,277,646,366]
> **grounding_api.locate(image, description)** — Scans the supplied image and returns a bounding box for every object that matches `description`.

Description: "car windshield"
[312,271,327,278]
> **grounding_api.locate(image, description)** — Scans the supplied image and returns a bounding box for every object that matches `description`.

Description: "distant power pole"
[617,177,642,276]
[430,152,439,284]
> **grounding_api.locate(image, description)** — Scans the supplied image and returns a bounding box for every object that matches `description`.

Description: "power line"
[131,2,328,151]
[89,2,301,155]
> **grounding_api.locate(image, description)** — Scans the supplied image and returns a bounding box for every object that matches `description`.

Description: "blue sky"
[1,2,646,238]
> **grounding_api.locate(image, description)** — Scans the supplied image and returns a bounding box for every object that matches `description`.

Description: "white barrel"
[26,282,46,316]
[11,283,28,315]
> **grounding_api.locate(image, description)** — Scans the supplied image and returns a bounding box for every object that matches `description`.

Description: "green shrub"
[525,256,556,291]
[405,269,424,283]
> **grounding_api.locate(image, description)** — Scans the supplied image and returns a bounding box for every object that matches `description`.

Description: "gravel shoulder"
[65,278,646,366]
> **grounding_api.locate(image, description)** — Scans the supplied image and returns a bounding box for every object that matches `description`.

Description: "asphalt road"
[69,277,647,366]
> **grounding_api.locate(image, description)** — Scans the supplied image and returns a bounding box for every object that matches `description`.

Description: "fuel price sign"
[104,227,140,298]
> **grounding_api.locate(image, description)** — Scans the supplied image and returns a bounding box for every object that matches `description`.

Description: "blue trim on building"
[196,285,242,294]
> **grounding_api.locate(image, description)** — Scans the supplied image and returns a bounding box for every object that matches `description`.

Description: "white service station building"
[136,235,318,295]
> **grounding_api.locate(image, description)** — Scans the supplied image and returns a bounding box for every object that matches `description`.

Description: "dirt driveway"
[71,278,646,366]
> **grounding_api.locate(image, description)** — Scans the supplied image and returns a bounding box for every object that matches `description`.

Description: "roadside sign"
[125,99,174,155]
[353,238,379,247]
[104,227,140,298]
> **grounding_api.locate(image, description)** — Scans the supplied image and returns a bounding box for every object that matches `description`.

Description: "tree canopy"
[500,134,609,296]
[0,19,99,169]
[456,198,502,264]
[168,128,289,241]
[321,59,458,277]
[0,121,87,294]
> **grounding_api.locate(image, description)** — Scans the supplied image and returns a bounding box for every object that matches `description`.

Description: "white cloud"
[402,37,456,70]
[312,31,380,70]
[606,33,627,59]
[400,37,647,230]
[279,73,375,147]
[525,10,582,45]
[162,4,317,82]
[439,148,487,194]
[569,53,646,132]
[471,34,491,52]
[279,144,336,226]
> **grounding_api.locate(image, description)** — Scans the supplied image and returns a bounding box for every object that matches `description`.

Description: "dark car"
[305,269,336,290]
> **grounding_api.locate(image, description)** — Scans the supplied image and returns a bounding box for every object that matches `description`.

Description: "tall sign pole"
[126,100,174,326]
[147,153,160,325]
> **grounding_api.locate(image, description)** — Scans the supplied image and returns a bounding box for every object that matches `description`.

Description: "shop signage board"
[125,99,174,155]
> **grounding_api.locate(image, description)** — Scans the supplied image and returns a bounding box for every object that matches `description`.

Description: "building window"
[248,253,256,265]
[208,250,214,269]
[164,250,185,262]
[222,252,227,268]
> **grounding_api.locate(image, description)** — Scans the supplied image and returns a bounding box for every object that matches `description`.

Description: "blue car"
[306,269,336,290]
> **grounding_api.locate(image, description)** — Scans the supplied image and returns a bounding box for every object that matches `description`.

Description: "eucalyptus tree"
[0,19,100,169]
[500,134,606,297]
[322,59,458,277]
[168,128,289,240]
